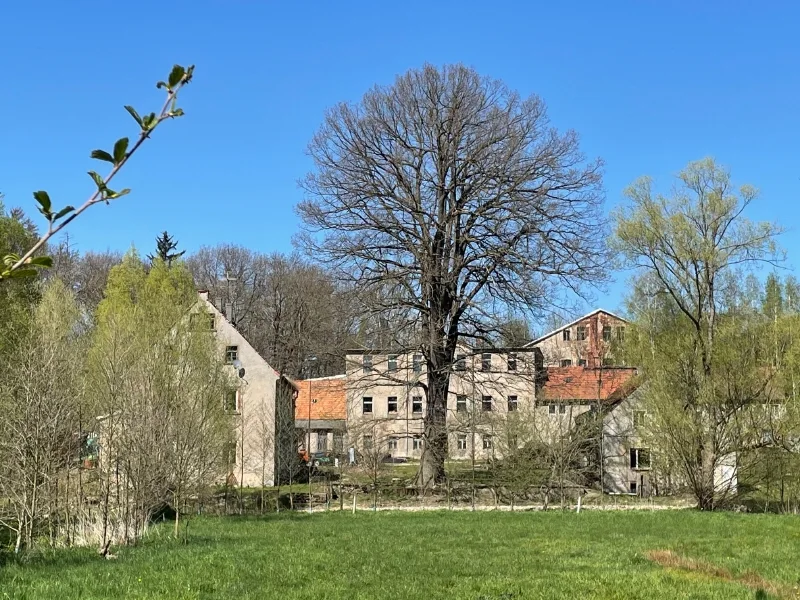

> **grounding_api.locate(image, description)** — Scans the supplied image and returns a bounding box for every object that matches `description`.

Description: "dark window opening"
[507,395,518,412]
[225,345,238,364]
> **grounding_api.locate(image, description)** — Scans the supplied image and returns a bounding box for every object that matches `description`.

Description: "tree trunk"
[417,367,449,489]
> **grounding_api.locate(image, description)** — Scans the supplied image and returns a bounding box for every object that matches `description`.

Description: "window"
[456,395,467,413]
[548,403,556,414]
[388,437,398,451]
[413,354,422,373]
[412,396,423,414]
[317,431,328,452]
[226,441,237,466]
[507,395,518,412]
[482,435,493,450]
[630,448,651,470]
[578,359,587,367]
[225,345,238,364]
[363,435,373,450]
[617,327,626,342]
[455,354,466,371]
[560,359,572,367]
[388,354,398,372]
[412,436,423,451]
[562,329,571,341]
[362,397,373,414]
[633,410,646,428]
[333,432,344,453]
[362,355,372,373]
[507,353,517,371]
[602,325,612,342]
[387,396,398,414]
[482,396,492,412]
[602,357,614,367]
[224,389,238,413]
[558,403,566,414]
[457,434,467,450]
[629,481,637,494]
[191,312,215,331]
[481,353,491,372]
[576,326,586,341]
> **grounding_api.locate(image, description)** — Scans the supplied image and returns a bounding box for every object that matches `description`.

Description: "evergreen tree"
[147,231,186,267]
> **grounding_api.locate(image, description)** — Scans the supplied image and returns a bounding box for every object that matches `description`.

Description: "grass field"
[1,510,799,599]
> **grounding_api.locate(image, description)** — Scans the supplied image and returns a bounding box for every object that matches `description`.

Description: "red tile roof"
[294,376,346,421]
[540,367,637,402]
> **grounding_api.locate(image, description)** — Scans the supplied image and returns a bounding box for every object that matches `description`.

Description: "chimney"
[225,302,234,325]
[198,289,209,302]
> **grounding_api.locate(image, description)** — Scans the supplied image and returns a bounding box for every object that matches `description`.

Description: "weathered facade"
[197,292,297,487]
[526,309,627,368]
[345,348,541,461]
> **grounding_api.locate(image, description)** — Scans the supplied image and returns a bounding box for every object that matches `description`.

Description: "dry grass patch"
[646,549,799,599]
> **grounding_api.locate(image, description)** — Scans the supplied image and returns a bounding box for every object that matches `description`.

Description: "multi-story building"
[345,347,542,461]
[196,291,297,487]
[526,309,627,368]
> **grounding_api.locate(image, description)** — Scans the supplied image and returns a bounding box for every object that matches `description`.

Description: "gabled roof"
[524,309,628,347]
[195,291,284,378]
[294,375,347,421]
[540,367,638,402]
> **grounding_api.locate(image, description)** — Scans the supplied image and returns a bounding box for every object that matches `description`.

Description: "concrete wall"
[345,349,538,461]
[201,295,283,487]
[602,389,651,495]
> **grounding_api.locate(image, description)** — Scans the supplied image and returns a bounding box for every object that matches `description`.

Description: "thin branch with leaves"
[1,64,195,281]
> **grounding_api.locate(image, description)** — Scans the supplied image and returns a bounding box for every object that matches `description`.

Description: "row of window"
[557,358,616,367]
[368,434,496,451]
[562,325,625,342]
[362,353,522,374]
[362,354,423,374]
[362,395,521,414]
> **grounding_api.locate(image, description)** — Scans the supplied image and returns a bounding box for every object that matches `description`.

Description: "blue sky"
[1,1,798,314]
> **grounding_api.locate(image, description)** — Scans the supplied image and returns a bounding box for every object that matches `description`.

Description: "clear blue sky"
[1,1,798,313]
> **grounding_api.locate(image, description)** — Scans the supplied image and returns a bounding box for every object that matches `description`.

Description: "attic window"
[565,377,573,383]
[225,346,238,364]
[562,329,571,341]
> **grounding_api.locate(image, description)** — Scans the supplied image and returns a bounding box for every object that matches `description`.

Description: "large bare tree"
[298,64,607,488]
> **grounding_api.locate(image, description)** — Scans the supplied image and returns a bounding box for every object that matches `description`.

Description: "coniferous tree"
[148,230,186,267]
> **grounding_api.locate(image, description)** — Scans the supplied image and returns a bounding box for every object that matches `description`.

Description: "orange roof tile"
[294,376,346,421]
[540,367,637,402]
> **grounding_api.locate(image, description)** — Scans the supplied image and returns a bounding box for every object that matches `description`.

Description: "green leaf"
[156,80,168,90]
[106,188,131,200]
[88,171,106,190]
[3,253,20,267]
[8,268,39,278]
[124,105,143,127]
[90,149,114,163]
[142,112,158,130]
[113,137,129,164]
[27,256,53,268]
[33,190,51,212]
[53,206,75,221]
[168,65,185,88]
[171,108,185,118]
